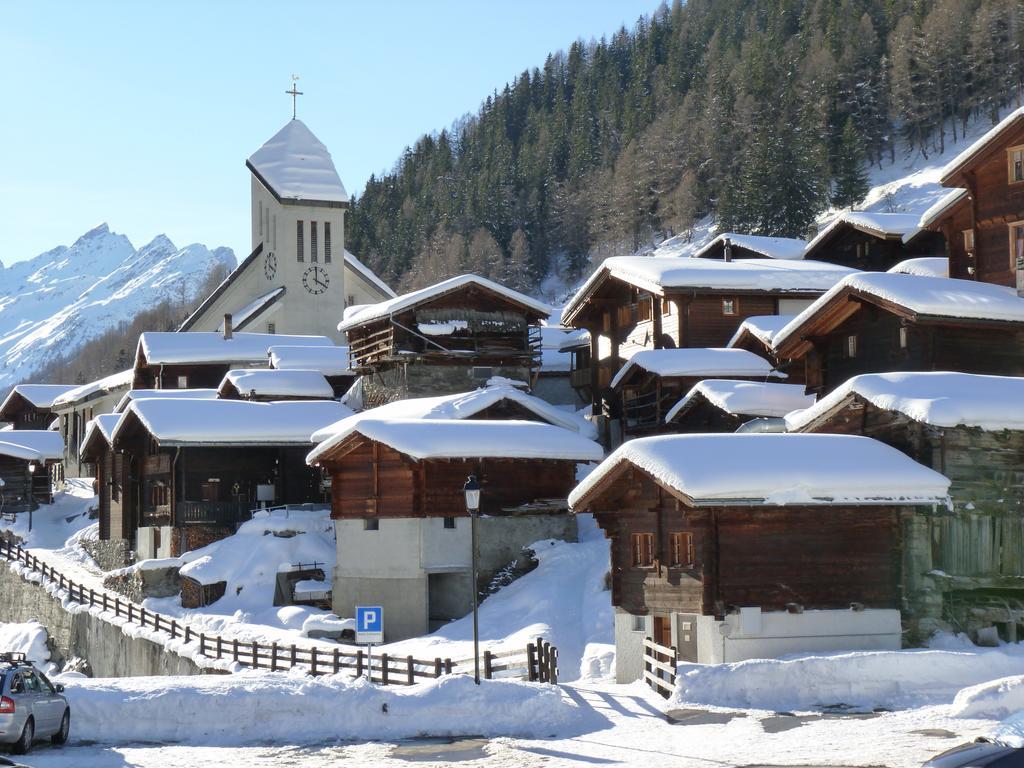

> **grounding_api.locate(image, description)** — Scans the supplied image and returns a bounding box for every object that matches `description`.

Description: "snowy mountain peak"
[0,226,236,391]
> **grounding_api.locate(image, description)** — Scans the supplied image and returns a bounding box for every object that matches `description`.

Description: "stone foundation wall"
[361,363,533,406]
[170,525,235,557]
[82,537,134,572]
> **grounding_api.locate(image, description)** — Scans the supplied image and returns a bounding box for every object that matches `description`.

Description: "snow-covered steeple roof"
[247,120,349,205]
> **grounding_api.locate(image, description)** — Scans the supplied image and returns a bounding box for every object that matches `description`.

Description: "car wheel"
[11,717,33,755]
[52,709,70,745]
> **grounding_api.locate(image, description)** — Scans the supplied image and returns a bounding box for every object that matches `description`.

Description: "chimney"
[723,237,733,262]
[223,314,233,340]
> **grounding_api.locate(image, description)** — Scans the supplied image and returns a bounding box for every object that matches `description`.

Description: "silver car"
[0,655,70,754]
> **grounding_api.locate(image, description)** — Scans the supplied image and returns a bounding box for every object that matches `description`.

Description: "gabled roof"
[246,119,349,204]
[0,430,64,462]
[569,433,950,509]
[887,257,948,278]
[726,315,796,349]
[941,107,1024,185]
[344,250,396,299]
[785,372,1024,433]
[665,380,814,423]
[218,369,334,400]
[0,385,78,419]
[773,273,1024,357]
[137,332,332,367]
[609,348,781,390]
[51,369,134,409]
[114,388,220,414]
[112,398,352,447]
[561,257,853,325]
[218,287,285,332]
[913,188,970,236]
[693,233,807,260]
[337,274,552,333]
[307,418,603,465]
[310,382,598,447]
[557,328,590,352]
[268,345,352,376]
[804,211,923,256]
[79,413,122,458]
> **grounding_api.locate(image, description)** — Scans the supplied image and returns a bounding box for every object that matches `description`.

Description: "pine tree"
[832,118,870,208]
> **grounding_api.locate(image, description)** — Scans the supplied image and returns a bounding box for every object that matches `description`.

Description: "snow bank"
[0,621,50,664]
[950,674,1024,720]
[58,672,576,744]
[671,646,1024,712]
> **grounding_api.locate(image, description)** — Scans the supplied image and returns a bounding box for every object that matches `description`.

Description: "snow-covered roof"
[941,107,1024,184]
[310,382,598,446]
[268,345,352,376]
[774,273,1024,351]
[726,315,795,348]
[51,368,134,408]
[113,399,352,447]
[562,257,853,324]
[113,388,220,414]
[785,372,1024,433]
[219,369,334,400]
[539,326,579,372]
[0,385,78,413]
[344,250,396,299]
[79,413,122,456]
[337,274,552,333]
[609,348,781,390]
[805,211,923,254]
[557,328,590,352]
[913,188,969,236]
[693,233,807,260]
[246,119,349,204]
[569,433,950,508]
[138,332,332,366]
[308,418,603,465]
[0,430,64,462]
[220,287,285,332]
[666,380,815,422]
[888,257,948,278]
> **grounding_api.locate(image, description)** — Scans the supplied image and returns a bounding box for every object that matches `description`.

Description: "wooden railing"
[176,500,252,526]
[451,636,557,684]
[0,536,558,687]
[642,636,677,698]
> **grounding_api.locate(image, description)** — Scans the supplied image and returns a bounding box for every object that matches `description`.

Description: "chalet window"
[267,323,276,334]
[663,299,674,317]
[150,483,169,508]
[310,221,318,263]
[297,220,304,262]
[636,296,653,322]
[630,532,655,568]
[963,229,975,251]
[668,532,694,568]
[899,326,908,349]
[324,222,332,263]
[846,334,858,358]
[364,519,379,531]
[177,375,188,389]
[1009,147,1024,184]
[443,516,456,529]
[1010,222,1024,271]
[201,479,221,502]
[722,297,737,316]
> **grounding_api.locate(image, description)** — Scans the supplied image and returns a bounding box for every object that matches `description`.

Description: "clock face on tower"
[264,251,277,280]
[302,265,329,295]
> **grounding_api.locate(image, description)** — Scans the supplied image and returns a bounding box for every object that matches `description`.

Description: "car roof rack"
[0,652,29,665]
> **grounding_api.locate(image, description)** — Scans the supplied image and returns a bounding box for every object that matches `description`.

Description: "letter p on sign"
[355,605,383,644]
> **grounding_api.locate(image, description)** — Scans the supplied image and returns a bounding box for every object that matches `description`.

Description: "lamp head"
[463,474,481,514]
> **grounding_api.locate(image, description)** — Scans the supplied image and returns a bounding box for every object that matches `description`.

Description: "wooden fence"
[0,537,558,687]
[642,636,677,698]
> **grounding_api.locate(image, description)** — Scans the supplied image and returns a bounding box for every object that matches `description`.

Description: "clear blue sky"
[1,1,657,265]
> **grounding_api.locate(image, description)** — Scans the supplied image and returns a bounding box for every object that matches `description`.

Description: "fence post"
[291,644,297,669]
[140,607,146,628]
[433,658,442,679]
[526,643,537,682]
[89,588,95,606]
[127,603,133,623]
[253,641,259,668]
[170,620,177,640]
[199,633,206,656]
[549,646,558,685]
[216,636,222,659]
[311,647,318,676]
[232,638,239,663]
[483,650,493,680]
[270,642,278,672]
[184,625,191,643]
[333,648,340,674]
[407,655,414,685]
[381,653,389,686]
[356,649,364,679]
[444,658,452,676]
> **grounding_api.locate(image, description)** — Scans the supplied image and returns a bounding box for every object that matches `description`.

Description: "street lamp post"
[27,463,35,533]
[463,474,481,685]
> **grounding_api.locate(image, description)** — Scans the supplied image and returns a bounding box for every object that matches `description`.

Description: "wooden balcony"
[176,500,252,527]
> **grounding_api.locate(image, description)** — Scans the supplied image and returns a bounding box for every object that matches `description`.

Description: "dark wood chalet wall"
[673,294,778,349]
[669,399,747,434]
[0,456,35,514]
[812,229,944,272]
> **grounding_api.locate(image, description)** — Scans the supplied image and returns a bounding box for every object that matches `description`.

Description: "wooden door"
[653,615,672,648]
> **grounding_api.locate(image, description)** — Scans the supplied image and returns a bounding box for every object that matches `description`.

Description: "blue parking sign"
[355,605,383,644]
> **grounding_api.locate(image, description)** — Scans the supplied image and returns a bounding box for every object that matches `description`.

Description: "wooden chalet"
[308,418,603,640]
[607,348,782,439]
[787,372,1024,639]
[216,369,334,401]
[51,369,134,480]
[132,327,333,390]
[0,385,76,430]
[772,272,1024,397]
[105,398,349,559]
[928,108,1024,289]
[268,344,356,398]
[568,433,950,679]
[803,212,944,271]
[692,233,807,261]
[560,256,852,416]
[726,314,804,385]
[337,275,551,403]
[665,380,814,434]
[0,431,63,515]
[78,414,126,549]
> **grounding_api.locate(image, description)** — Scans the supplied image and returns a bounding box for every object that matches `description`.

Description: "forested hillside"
[348,0,1024,293]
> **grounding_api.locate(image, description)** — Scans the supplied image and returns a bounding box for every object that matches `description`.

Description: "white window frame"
[1008,146,1024,184]
[1009,221,1024,272]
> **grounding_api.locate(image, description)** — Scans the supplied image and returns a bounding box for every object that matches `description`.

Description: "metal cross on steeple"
[286,75,303,120]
